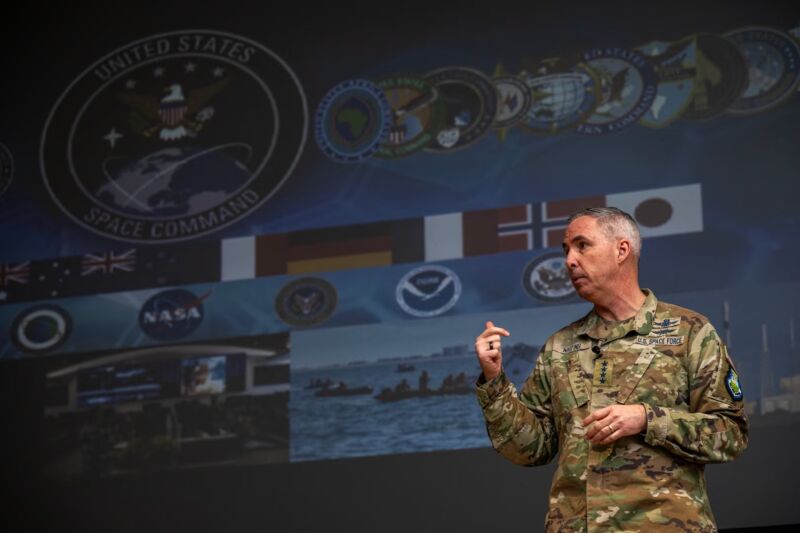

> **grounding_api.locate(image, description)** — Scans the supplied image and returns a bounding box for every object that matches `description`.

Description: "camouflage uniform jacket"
[476,288,748,532]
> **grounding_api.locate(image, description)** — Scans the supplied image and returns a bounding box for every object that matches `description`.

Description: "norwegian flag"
[81,249,136,276]
[0,262,30,286]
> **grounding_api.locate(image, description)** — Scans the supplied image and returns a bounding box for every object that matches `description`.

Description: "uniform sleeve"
[642,322,749,464]
[475,347,558,466]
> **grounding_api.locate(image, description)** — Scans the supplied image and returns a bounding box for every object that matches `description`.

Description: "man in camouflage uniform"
[475,207,747,532]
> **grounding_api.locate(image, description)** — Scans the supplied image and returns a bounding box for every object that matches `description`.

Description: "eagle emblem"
[118,78,229,141]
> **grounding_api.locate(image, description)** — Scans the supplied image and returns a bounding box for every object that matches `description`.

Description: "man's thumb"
[486,320,494,329]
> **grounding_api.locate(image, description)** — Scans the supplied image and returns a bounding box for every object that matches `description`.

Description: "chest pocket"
[617,347,688,406]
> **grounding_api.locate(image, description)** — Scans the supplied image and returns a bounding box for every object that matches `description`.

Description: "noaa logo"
[396,265,461,318]
[40,30,308,243]
[315,79,392,162]
[0,142,12,199]
[275,277,338,327]
[522,252,577,303]
[726,27,800,114]
[577,47,658,134]
[11,304,72,354]
[139,288,209,341]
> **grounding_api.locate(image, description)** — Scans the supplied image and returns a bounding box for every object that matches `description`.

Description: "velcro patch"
[557,342,589,354]
[725,368,744,401]
[634,336,685,346]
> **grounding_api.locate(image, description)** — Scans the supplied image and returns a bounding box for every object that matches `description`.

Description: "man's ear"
[617,239,631,264]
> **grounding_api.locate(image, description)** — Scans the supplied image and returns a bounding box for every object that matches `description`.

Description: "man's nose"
[565,249,578,270]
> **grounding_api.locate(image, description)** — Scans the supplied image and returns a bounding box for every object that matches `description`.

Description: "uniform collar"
[576,288,657,341]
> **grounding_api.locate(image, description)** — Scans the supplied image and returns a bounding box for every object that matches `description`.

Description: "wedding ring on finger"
[608,424,615,433]
[488,341,494,350]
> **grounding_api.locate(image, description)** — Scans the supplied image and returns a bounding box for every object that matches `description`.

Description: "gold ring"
[608,424,615,433]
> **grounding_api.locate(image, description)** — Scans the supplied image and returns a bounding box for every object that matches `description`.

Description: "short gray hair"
[566,206,642,259]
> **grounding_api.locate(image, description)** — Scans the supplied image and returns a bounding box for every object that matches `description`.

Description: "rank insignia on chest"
[593,359,614,386]
[725,368,743,401]
[650,317,681,335]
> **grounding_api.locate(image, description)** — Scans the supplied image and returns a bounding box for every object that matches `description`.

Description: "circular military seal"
[0,142,12,199]
[314,79,392,162]
[726,27,800,114]
[11,304,72,354]
[40,30,308,243]
[636,38,698,128]
[424,67,497,152]
[492,75,532,129]
[576,47,658,135]
[139,288,208,341]
[519,57,601,135]
[396,264,461,318]
[275,277,338,327]
[681,33,748,120]
[522,252,577,303]
[374,75,445,158]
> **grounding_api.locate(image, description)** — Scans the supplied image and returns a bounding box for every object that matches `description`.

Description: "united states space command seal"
[275,277,337,327]
[0,142,13,199]
[40,30,308,243]
[725,27,800,114]
[396,265,461,318]
[11,304,73,354]
[577,47,658,135]
[138,288,209,341]
[522,251,577,303]
[315,79,392,162]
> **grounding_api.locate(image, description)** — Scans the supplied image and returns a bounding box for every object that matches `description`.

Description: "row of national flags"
[0,184,702,304]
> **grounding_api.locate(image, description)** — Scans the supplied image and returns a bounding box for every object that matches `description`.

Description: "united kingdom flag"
[81,249,136,276]
[0,261,30,286]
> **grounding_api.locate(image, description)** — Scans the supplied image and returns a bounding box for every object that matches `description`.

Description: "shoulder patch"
[725,368,744,401]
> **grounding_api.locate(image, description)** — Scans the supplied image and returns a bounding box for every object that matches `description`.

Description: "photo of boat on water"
[289,303,589,462]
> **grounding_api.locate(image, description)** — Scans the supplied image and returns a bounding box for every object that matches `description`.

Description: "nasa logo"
[726,27,800,114]
[522,251,577,303]
[396,265,461,318]
[0,142,12,199]
[40,30,308,243]
[11,304,72,354]
[315,79,393,162]
[139,288,209,341]
[424,67,498,152]
[275,277,338,327]
[576,47,658,135]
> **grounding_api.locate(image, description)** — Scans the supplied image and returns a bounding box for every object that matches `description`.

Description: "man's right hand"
[475,321,511,381]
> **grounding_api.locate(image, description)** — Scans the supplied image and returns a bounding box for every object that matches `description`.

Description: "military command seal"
[315,79,392,162]
[40,30,308,243]
[275,277,338,327]
[522,251,577,303]
[726,27,800,114]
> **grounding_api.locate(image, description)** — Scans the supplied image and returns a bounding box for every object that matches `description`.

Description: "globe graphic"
[96,146,251,218]
[527,73,591,121]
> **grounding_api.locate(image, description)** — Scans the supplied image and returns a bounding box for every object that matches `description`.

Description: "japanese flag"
[606,183,703,238]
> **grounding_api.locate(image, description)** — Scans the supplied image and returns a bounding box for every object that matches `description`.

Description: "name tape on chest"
[557,342,590,354]
[634,335,685,346]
